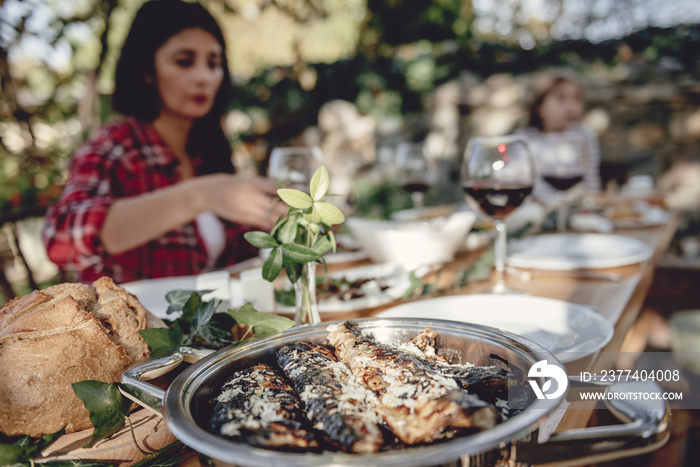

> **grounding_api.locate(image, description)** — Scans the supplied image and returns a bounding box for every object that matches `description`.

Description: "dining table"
[227,199,678,465]
[344,209,679,435]
[295,201,681,464]
[41,197,680,466]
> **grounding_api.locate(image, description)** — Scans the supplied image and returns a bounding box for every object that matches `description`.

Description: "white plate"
[376,295,613,362]
[507,233,653,270]
[610,205,670,228]
[325,233,368,264]
[276,263,422,313]
[121,271,231,319]
[324,249,369,264]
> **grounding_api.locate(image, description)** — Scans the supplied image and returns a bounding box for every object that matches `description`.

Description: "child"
[516,71,602,198]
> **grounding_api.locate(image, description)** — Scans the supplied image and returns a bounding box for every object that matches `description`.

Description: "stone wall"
[289,65,700,214]
[421,65,700,189]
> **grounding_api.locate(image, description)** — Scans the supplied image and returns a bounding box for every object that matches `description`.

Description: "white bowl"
[345,207,476,268]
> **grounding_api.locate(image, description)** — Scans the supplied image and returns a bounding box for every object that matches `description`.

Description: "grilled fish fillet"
[401,328,511,403]
[277,341,384,453]
[327,321,498,444]
[210,363,318,451]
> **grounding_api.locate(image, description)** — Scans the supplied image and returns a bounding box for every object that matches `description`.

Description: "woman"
[516,71,602,198]
[43,0,285,283]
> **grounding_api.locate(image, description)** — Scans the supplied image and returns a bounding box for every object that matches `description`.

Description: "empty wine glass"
[395,142,437,211]
[461,135,535,294]
[532,133,585,232]
[268,146,324,192]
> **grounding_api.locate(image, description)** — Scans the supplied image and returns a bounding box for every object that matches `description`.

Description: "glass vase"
[294,261,321,326]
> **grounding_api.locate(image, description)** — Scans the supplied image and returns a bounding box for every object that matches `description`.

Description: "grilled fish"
[401,328,511,403]
[277,341,384,453]
[327,321,499,445]
[210,363,318,451]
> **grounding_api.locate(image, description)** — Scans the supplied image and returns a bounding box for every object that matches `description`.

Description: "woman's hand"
[196,174,287,230]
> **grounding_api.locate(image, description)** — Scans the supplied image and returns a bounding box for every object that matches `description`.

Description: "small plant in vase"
[244,166,345,326]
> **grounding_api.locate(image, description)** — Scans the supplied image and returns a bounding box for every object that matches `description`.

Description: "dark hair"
[113,0,234,174]
[527,73,584,131]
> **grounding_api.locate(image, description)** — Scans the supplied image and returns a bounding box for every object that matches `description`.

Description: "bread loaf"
[0,279,151,437]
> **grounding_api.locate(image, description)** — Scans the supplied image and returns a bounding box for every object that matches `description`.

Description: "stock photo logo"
[528,360,568,400]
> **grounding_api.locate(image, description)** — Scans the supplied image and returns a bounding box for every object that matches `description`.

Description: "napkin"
[230,267,275,312]
[195,270,231,302]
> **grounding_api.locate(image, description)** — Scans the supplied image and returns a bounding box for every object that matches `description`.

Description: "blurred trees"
[1,0,700,217]
[0,0,699,297]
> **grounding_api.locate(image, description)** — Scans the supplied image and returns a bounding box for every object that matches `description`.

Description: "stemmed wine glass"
[395,142,437,211]
[534,133,585,232]
[268,146,324,192]
[461,135,535,294]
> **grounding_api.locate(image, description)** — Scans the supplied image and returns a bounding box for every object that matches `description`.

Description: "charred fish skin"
[408,330,532,419]
[210,363,318,451]
[277,341,384,454]
[403,328,512,404]
[326,321,498,445]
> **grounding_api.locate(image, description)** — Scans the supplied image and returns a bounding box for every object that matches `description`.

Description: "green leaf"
[252,324,292,340]
[307,221,320,236]
[175,291,208,323]
[277,189,313,209]
[274,288,296,307]
[192,312,236,349]
[280,243,321,263]
[304,207,322,224]
[328,229,337,253]
[164,289,196,315]
[283,256,302,283]
[190,299,217,334]
[229,303,294,336]
[402,271,429,299]
[262,247,283,281]
[269,213,287,237]
[309,165,330,201]
[139,325,186,353]
[461,248,494,285]
[188,301,235,348]
[314,202,345,225]
[278,217,299,244]
[244,231,279,249]
[312,236,332,256]
[72,381,131,448]
[0,429,66,465]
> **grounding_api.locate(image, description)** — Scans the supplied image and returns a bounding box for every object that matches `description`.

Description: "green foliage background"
[1,0,700,218]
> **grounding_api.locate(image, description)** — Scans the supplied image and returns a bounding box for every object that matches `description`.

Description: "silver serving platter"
[122,317,669,467]
[159,318,559,467]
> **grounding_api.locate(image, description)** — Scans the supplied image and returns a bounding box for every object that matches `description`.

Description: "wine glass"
[533,133,585,232]
[461,135,535,294]
[395,142,437,211]
[268,146,324,192]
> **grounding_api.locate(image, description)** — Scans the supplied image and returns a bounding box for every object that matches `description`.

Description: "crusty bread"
[0,290,52,330]
[91,277,150,364]
[41,278,150,364]
[0,278,151,437]
[0,295,130,437]
[42,282,97,311]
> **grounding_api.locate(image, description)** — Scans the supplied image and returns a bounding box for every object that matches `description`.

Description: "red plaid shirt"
[43,117,257,284]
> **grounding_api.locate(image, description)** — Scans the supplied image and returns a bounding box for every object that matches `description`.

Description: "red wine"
[462,183,533,218]
[542,174,584,191]
[402,181,431,193]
